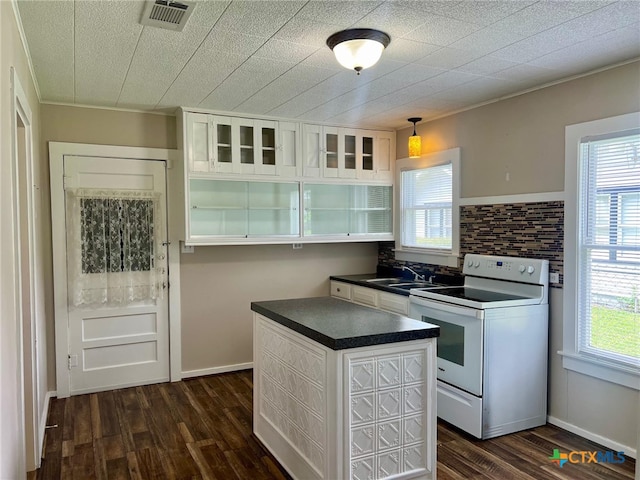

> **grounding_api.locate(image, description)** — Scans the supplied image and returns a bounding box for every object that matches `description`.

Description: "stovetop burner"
[421,287,529,303]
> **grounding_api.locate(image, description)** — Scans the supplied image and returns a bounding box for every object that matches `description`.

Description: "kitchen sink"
[388,282,435,289]
[365,277,404,284]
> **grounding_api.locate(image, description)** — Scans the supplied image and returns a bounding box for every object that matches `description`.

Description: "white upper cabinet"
[186,113,212,173]
[185,112,302,177]
[275,121,300,178]
[180,109,395,244]
[302,124,394,181]
[357,130,394,182]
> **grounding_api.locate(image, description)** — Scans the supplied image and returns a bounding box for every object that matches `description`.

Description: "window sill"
[559,350,640,390]
[394,248,459,268]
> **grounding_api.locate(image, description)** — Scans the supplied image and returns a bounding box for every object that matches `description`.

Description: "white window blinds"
[401,163,453,250]
[578,130,640,365]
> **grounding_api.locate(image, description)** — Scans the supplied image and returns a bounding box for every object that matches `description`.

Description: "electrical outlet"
[181,242,194,254]
[292,243,303,249]
[550,272,559,283]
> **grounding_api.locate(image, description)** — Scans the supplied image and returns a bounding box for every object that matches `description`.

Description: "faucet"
[402,265,426,281]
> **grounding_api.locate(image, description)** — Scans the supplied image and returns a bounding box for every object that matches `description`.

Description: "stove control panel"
[463,254,549,285]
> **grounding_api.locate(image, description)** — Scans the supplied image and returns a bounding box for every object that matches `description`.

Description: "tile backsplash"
[379,200,564,287]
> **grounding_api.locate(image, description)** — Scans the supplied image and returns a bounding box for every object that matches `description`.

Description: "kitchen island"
[251,297,439,480]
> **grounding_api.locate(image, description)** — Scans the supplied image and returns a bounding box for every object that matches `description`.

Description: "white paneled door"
[61,156,170,395]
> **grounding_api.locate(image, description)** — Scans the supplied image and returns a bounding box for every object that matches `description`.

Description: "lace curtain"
[66,188,164,307]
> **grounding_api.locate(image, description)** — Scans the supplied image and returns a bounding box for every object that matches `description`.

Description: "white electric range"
[409,254,549,439]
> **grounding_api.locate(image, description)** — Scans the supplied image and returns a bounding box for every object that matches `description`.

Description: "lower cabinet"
[253,314,436,480]
[331,281,409,316]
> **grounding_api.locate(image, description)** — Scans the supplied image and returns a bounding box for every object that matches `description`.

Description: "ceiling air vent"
[140,1,194,32]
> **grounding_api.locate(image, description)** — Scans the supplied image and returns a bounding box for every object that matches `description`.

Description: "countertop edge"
[251,298,440,351]
[251,302,339,349]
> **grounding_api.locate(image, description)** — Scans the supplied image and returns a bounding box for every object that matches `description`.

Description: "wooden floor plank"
[34,370,635,480]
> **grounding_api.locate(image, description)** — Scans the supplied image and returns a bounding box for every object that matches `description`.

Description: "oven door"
[409,295,484,396]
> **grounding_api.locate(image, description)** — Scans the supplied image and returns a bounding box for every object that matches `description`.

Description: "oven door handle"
[410,295,484,319]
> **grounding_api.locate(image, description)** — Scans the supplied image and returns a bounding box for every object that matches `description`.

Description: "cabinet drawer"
[352,286,378,307]
[331,281,352,300]
[378,291,409,315]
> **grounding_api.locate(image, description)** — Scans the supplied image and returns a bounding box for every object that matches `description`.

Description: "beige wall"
[40,104,177,151]
[1,1,43,477]
[396,61,640,452]
[397,61,640,197]
[180,242,377,373]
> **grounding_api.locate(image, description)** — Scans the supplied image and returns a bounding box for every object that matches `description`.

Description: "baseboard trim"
[181,362,253,379]
[547,415,636,459]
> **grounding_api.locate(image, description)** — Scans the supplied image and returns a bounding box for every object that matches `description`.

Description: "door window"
[67,189,163,306]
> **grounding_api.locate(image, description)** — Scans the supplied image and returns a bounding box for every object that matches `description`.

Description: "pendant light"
[408,117,422,158]
[326,29,390,75]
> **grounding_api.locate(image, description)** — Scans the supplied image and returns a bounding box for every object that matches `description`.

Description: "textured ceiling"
[16,0,640,129]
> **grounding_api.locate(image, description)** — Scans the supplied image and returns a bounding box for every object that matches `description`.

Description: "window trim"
[562,112,640,390]
[395,148,460,267]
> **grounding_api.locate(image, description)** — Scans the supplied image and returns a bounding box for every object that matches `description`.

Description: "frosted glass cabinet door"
[247,182,299,236]
[189,179,248,236]
[188,179,300,240]
[303,183,393,237]
[303,184,350,235]
[349,184,393,234]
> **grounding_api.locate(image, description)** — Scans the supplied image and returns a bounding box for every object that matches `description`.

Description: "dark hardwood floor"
[33,370,635,480]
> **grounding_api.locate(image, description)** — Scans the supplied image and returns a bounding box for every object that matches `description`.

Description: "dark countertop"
[330,273,413,296]
[330,273,463,297]
[251,296,439,351]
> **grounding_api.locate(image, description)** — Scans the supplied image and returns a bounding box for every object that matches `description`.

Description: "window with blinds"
[401,163,453,250]
[578,130,640,366]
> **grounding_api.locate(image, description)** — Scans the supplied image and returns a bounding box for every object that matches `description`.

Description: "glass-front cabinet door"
[358,130,394,182]
[349,184,393,235]
[341,129,357,179]
[323,127,339,178]
[188,179,299,241]
[255,120,277,175]
[303,183,392,238]
[361,134,374,173]
[189,178,247,236]
[247,181,299,236]
[211,115,234,173]
[303,184,350,235]
[234,118,256,174]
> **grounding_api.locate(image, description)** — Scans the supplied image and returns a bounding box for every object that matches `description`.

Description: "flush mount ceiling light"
[408,117,422,158]
[326,28,390,75]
